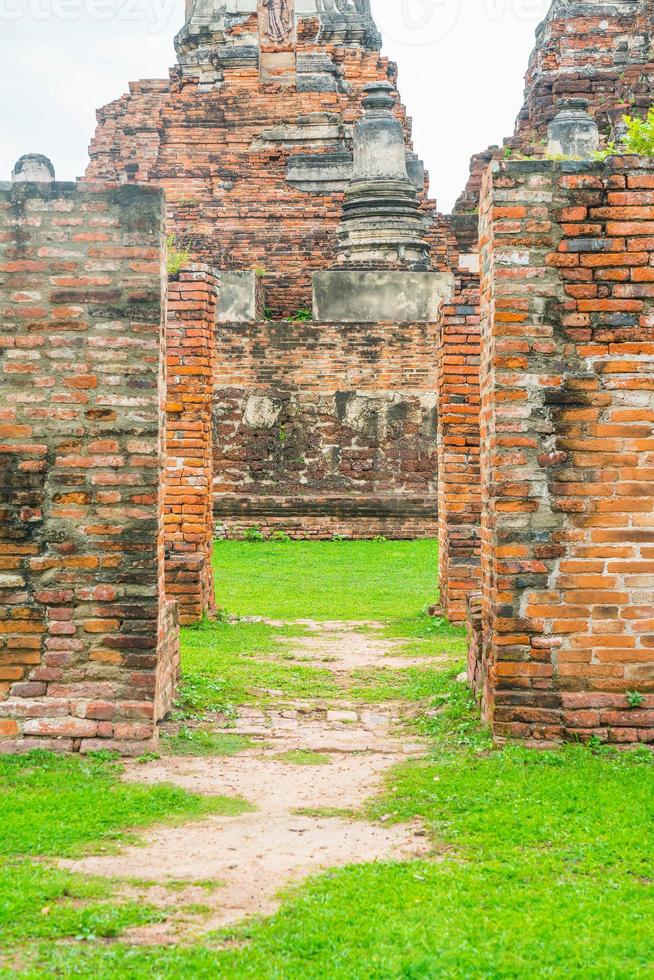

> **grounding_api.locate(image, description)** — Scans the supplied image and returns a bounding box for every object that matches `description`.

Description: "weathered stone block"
[216,271,262,323]
[312,270,454,323]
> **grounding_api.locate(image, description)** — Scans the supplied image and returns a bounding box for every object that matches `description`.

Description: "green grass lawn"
[0,752,250,968]
[4,540,654,978]
[179,619,340,715]
[212,538,439,620]
[14,692,654,979]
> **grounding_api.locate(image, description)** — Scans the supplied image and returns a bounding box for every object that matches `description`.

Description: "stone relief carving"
[176,0,380,76]
[261,0,294,43]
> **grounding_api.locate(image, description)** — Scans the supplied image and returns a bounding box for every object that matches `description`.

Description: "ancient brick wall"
[86,14,456,318]
[517,0,654,144]
[165,266,218,624]
[436,275,482,621]
[213,318,439,539]
[456,0,654,215]
[0,181,177,755]
[475,156,654,745]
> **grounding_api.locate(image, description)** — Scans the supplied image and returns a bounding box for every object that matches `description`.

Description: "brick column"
[0,181,177,756]
[476,157,654,746]
[165,266,219,625]
[436,277,482,621]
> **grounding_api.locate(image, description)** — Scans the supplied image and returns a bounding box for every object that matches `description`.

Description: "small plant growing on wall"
[626,691,647,709]
[286,308,313,322]
[595,106,654,159]
[242,526,265,543]
[166,234,191,276]
[166,234,191,277]
[622,108,654,155]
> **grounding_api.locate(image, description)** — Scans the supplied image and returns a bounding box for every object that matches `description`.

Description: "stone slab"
[217,270,260,322]
[312,270,454,323]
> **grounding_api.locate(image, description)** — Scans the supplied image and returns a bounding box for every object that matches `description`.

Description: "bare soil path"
[61,622,436,941]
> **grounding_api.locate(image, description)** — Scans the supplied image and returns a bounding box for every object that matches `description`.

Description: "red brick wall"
[456,0,654,214]
[165,266,218,624]
[436,276,482,620]
[86,18,456,318]
[213,318,439,539]
[0,181,177,755]
[517,0,654,144]
[476,156,654,746]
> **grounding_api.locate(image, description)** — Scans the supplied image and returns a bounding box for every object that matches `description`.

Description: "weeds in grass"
[162,729,255,757]
[242,527,265,543]
[179,619,338,714]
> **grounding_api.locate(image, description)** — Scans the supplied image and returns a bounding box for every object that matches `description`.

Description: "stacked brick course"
[165,266,219,624]
[475,156,654,745]
[436,276,482,621]
[213,317,439,539]
[0,181,177,755]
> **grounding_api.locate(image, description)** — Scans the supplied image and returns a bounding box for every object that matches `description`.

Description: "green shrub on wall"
[622,107,654,155]
[596,106,654,160]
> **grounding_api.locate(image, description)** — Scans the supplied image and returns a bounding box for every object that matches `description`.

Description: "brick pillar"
[165,266,219,625]
[436,277,482,622]
[477,157,654,746]
[0,181,177,756]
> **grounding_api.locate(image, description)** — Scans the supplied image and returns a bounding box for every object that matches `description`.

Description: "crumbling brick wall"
[165,266,219,624]
[475,156,654,745]
[436,275,482,621]
[213,318,439,539]
[0,181,177,755]
[456,0,654,215]
[86,15,457,318]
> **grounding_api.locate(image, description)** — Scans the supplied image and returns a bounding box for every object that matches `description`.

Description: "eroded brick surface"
[476,157,654,745]
[213,318,440,539]
[436,276,482,621]
[0,181,177,755]
[165,267,218,623]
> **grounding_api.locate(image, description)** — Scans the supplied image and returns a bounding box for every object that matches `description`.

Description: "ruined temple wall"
[517,0,654,142]
[212,318,439,539]
[0,181,177,755]
[436,275,482,621]
[165,266,219,624]
[86,16,456,318]
[475,157,654,745]
[455,0,654,215]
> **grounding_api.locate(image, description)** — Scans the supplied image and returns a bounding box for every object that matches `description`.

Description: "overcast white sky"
[0,0,551,211]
